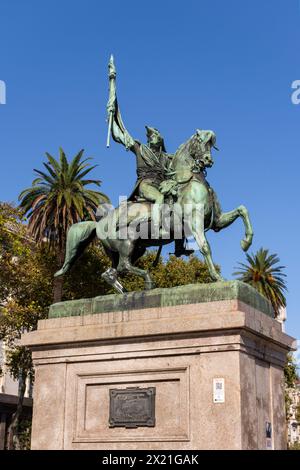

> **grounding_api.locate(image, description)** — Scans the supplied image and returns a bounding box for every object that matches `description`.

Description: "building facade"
[287,381,300,447]
[0,340,32,449]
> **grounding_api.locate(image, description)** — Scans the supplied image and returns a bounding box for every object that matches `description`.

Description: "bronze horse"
[55,130,253,293]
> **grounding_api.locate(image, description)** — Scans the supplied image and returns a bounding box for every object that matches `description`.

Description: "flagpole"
[106,54,116,148]
[106,112,113,148]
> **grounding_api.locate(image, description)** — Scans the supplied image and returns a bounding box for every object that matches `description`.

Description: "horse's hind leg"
[55,221,96,277]
[117,240,154,290]
[118,258,155,290]
[101,267,127,294]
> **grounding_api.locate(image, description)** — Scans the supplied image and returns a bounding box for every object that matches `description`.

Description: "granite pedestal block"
[21,281,295,450]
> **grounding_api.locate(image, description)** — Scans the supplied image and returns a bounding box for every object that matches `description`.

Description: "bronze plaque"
[109,387,156,428]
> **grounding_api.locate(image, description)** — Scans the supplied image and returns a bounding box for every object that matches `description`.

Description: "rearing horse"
[55,130,253,293]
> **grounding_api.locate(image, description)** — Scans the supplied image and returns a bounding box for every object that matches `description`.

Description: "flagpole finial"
[108,54,116,79]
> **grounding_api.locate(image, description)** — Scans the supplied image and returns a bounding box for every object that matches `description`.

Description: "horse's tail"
[54,221,97,277]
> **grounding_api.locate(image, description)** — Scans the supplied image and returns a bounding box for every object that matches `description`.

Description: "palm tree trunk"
[53,248,65,303]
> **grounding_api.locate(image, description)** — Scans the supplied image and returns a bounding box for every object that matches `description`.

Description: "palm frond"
[18,148,109,250]
[233,247,287,317]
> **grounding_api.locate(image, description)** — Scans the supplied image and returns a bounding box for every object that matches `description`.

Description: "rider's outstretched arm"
[111,110,135,150]
[107,56,136,151]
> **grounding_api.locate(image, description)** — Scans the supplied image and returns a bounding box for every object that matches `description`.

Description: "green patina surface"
[55,57,254,293]
[48,281,274,319]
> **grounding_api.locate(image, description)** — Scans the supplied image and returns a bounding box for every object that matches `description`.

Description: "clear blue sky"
[0,0,299,352]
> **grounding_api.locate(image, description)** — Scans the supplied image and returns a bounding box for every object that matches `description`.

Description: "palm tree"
[234,247,287,317]
[19,148,109,302]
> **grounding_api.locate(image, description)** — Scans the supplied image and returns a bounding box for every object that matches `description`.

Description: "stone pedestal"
[21,281,295,450]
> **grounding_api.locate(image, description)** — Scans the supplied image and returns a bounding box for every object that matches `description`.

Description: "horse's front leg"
[188,209,223,282]
[213,205,253,252]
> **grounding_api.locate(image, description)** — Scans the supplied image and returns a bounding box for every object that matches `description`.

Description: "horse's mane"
[174,133,195,161]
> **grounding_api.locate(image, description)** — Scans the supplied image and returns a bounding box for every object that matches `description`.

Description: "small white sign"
[213,378,225,403]
[266,438,272,450]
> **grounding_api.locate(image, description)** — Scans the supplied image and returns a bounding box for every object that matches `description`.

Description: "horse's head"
[189,129,218,170]
[172,129,219,182]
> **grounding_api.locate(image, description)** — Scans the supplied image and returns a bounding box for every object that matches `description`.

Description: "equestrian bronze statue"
[55,56,253,293]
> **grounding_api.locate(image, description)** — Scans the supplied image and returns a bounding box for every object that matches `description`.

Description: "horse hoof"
[54,268,65,277]
[241,239,250,252]
[145,282,155,290]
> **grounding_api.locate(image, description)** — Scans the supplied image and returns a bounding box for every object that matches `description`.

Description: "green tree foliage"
[234,247,287,317]
[121,251,216,292]
[0,204,29,301]
[283,354,298,422]
[284,353,298,389]
[63,243,113,299]
[289,441,300,450]
[18,148,109,302]
[62,247,215,299]
[18,148,107,247]
[0,203,52,448]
